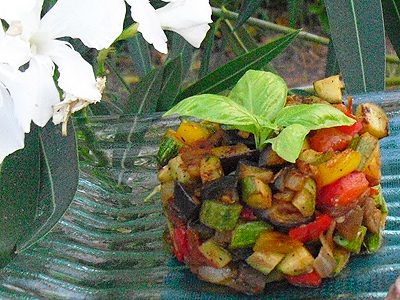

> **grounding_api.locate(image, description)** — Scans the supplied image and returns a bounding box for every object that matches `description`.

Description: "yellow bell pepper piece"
[175,120,211,145]
[315,149,361,187]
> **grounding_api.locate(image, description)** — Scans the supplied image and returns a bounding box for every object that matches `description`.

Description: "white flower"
[128,0,212,54]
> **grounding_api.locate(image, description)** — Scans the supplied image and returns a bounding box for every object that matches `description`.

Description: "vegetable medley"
[157,72,389,295]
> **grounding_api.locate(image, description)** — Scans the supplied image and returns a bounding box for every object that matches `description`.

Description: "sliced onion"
[198,266,234,284]
[313,247,337,278]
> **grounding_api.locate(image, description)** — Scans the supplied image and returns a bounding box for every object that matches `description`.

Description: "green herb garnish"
[163,70,355,163]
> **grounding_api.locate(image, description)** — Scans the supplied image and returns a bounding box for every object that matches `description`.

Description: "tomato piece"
[186,229,211,266]
[172,227,189,262]
[309,128,353,152]
[317,172,370,211]
[286,270,322,287]
[288,215,333,243]
[240,206,257,221]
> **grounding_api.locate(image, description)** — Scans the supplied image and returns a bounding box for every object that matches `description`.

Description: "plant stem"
[212,7,400,65]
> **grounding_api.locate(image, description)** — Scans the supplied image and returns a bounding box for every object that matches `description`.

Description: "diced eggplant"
[246,251,285,275]
[199,155,224,184]
[284,168,307,192]
[225,130,256,149]
[258,146,286,167]
[236,160,274,183]
[188,221,215,241]
[228,263,267,295]
[241,176,272,209]
[200,200,242,231]
[212,230,233,248]
[230,221,273,249]
[362,197,382,234]
[230,248,253,262]
[313,75,344,104]
[335,205,364,241]
[334,226,367,253]
[254,201,314,230]
[277,246,315,276]
[173,182,200,222]
[157,129,185,167]
[211,144,259,174]
[199,239,232,268]
[356,102,389,139]
[291,177,317,217]
[201,175,239,204]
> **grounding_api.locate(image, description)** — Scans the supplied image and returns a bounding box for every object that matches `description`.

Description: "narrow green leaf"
[229,70,287,120]
[288,0,300,27]
[274,104,355,130]
[382,0,400,58]
[0,127,40,267]
[157,56,183,111]
[265,124,310,163]
[18,122,79,251]
[168,33,194,81]
[325,37,340,77]
[325,0,385,93]
[199,21,219,78]
[175,30,300,102]
[235,0,264,29]
[128,33,152,77]
[126,68,163,114]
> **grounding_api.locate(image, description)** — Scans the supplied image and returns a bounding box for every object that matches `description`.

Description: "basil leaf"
[274,104,355,130]
[230,70,288,120]
[265,124,310,163]
[164,94,259,127]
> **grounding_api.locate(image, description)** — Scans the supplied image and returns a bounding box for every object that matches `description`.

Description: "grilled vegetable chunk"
[241,176,272,209]
[157,130,184,167]
[313,75,344,104]
[277,246,315,276]
[355,103,389,139]
[200,200,242,231]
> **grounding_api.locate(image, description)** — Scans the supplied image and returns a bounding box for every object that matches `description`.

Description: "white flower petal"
[0,86,25,163]
[127,0,168,54]
[0,35,31,68]
[39,0,125,50]
[0,0,38,22]
[0,63,33,132]
[45,40,101,101]
[168,24,210,48]
[156,0,212,30]
[23,55,60,127]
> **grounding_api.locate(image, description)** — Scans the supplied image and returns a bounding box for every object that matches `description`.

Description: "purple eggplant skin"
[225,130,256,149]
[188,220,215,241]
[173,182,200,222]
[200,175,239,202]
[252,202,314,231]
[220,150,259,175]
[228,262,267,295]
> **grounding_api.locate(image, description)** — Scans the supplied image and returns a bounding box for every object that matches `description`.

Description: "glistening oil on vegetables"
[157,71,389,295]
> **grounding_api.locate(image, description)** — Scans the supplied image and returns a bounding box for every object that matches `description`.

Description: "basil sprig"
[164,70,355,163]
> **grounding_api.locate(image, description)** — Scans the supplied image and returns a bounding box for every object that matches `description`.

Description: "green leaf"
[230,70,288,120]
[168,33,194,81]
[382,0,400,58]
[199,21,219,78]
[18,122,79,251]
[288,0,300,27]
[175,30,300,102]
[325,37,340,77]
[157,56,183,111]
[325,0,385,93]
[235,0,264,29]
[126,67,163,114]
[128,33,152,77]
[265,124,310,163]
[0,126,41,267]
[274,104,355,130]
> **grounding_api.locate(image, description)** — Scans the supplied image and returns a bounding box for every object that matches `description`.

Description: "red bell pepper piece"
[288,214,333,243]
[337,119,363,136]
[172,227,189,262]
[186,228,211,266]
[309,127,353,152]
[317,172,369,210]
[286,270,322,287]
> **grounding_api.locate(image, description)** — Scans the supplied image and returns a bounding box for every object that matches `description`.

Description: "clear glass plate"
[0,92,400,299]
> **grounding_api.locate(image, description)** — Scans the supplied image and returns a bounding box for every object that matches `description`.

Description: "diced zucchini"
[373,185,388,214]
[175,120,211,145]
[230,221,273,249]
[313,75,345,103]
[299,149,333,165]
[199,239,232,268]
[355,132,378,171]
[355,103,389,139]
[364,232,383,253]
[246,251,285,275]
[237,161,274,184]
[157,129,185,167]
[333,226,367,253]
[200,200,242,231]
[291,177,316,217]
[200,155,224,184]
[241,176,272,209]
[210,144,250,158]
[333,248,350,275]
[168,155,192,184]
[277,246,315,276]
